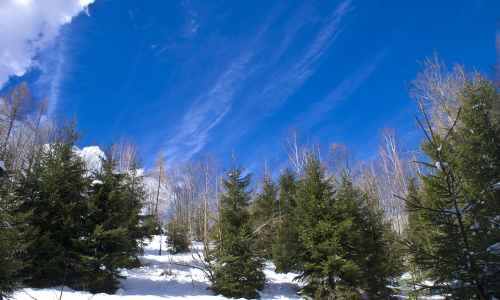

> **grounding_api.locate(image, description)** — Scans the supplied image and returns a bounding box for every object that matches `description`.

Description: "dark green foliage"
[79,156,147,293]
[9,127,150,294]
[0,175,25,299]
[142,214,162,236]
[165,219,191,254]
[251,175,277,258]
[295,156,402,299]
[0,225,21,299]
[211,168,265,299]
[295,156,342,298]
[406,79,500,299]
[272,168,302,273]
[355,186,403,299]
[20,129,90,288]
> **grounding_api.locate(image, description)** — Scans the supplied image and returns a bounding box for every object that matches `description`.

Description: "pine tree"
[19,127,90,288]
[251,174,277,258]
[211,168,265,299]
[406,79,500,299]
[272,168,302,273]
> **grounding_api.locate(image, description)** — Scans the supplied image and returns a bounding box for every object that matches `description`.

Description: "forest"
[0,55,499,300]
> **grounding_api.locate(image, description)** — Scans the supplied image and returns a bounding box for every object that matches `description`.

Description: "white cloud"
[0,0,95,87]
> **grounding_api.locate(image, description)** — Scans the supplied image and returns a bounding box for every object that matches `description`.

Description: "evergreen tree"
[114,159,150,264]
[353,180,403,299]
[19,127,90,288]
[272,168,302,273]
[0,173,24,299]
[251,174,277,258]
[79,156,147,293]
[406,79,500,299]
[295,155,345,298]
[211,168,265,299]
[165,219,191,254]
[296,156,401,299]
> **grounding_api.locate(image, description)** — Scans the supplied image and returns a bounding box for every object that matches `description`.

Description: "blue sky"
[1,0,499,171]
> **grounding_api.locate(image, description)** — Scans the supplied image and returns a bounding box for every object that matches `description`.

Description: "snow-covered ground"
[13,236,302,300]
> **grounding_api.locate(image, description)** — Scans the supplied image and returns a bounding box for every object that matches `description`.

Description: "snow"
[13,236,302,300]
[74,145,106,173]
[487,242,500,255]
[92,179,104,186]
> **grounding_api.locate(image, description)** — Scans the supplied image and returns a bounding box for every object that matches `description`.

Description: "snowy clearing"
[13,236,302,300]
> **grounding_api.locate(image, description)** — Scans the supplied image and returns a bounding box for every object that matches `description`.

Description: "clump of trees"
[193,155,402,299]
[281,156,402,299]
[0,85,155,298]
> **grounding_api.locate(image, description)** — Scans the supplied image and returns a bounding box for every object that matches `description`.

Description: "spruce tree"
[251,174,277,258]
[296,156,401,299]
[19,127,90,288]
[295,155,345,298]
[0,174,24,299]
[116,160,150,264]
[165,219,191,254]
[272,168,302,273]
[79,156,146,293]
[352,179,403,299]
[211,168,265,299]
[406,79,500,299]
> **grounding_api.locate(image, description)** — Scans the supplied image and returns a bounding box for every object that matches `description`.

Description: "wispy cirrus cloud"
[181,0,199,39]
[36,40,67,116]
[164,10,279,163]
[216,0,354,149]
[296,50,387,132]
[164,0,354,163]
[238,50,385,173]
[165,50,255,163]
[258,0,353,112]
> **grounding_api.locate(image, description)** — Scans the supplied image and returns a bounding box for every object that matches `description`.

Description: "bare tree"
[285,131,308,175]
[111,139,139,172]
[356,129,415,234]
[149,152,168,255]
[327,143,350,176]
[410,54,477,136]
[378,130,410,234]
[0,83,32,161]
[153,154,167,216]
